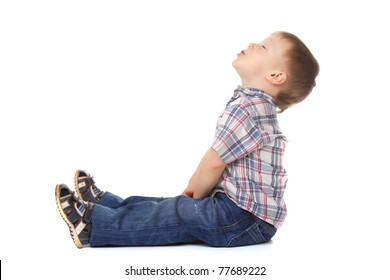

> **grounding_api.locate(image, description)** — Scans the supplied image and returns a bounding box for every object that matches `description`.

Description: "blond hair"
[274,31,320,113]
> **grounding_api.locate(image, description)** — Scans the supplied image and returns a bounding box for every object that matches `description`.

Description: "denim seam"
[218,213,253,232]
[247,223,266,243]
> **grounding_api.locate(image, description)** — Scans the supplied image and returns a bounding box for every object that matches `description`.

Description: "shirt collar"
[230,85,277,106]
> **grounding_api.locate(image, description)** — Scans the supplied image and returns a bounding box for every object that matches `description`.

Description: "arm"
[182,148,227,199]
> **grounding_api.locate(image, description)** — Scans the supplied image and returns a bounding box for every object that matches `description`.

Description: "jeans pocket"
[226,223,268,247]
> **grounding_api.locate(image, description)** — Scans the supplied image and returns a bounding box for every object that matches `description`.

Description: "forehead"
[263,34,292,57]
[263,34,290,47]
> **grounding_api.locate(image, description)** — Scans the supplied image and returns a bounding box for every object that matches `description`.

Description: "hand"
[182,186,194,198]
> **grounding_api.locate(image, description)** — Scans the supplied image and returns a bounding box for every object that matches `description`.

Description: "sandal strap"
[61,191,87,218]
[78,176,96,188]
[75,221,87,235]
[94,191,104,203]
[60,191,80,207]
[60,194,72,209]
[83,203,94,223]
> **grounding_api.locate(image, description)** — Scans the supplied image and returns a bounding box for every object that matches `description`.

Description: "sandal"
[74,170,104,203]
[55,184,93,248]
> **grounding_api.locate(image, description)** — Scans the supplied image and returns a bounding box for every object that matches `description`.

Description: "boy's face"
[232,33,291,83]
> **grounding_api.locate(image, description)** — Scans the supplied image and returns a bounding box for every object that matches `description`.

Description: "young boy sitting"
[56,31,319,248]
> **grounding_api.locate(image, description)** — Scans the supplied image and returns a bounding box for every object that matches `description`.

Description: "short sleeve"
[212,105,265,164]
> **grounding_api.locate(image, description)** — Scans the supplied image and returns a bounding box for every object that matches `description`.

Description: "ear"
[266,71,287,85]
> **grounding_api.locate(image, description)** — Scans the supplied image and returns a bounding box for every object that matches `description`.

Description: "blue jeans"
[90,192,276,247]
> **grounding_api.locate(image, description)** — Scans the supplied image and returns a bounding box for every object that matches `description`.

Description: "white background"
[1,0,389,279]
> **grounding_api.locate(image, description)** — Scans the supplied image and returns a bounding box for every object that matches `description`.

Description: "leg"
[98,191,168,209]
[90,192,276,247]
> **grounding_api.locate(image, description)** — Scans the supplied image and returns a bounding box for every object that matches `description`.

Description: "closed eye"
[262,45,267,50]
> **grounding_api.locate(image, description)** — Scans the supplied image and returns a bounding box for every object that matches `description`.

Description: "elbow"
[213,159,227,170]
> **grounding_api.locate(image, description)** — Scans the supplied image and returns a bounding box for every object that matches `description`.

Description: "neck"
[240,78,278,98]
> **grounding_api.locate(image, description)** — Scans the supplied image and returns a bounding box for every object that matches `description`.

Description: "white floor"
[1,187,387,280]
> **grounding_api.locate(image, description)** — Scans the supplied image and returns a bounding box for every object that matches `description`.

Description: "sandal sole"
[55,184,84,249]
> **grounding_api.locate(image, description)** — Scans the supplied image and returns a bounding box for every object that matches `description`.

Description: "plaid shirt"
[212,86,288,228]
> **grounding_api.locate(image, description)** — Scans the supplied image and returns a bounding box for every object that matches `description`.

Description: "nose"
[248,43,256,49]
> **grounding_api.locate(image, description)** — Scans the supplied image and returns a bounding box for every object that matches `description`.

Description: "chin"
[232,59,240,70]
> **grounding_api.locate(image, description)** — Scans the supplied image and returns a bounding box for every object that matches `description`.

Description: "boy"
[56,31,319,248]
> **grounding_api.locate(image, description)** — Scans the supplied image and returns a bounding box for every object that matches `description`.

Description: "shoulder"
[227,95,276,119]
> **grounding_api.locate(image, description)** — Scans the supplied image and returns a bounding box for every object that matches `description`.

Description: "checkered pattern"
[212,86,288,228]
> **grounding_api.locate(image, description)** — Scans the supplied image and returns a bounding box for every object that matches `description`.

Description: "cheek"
[244,59,264,75]
[233,56,264,76]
